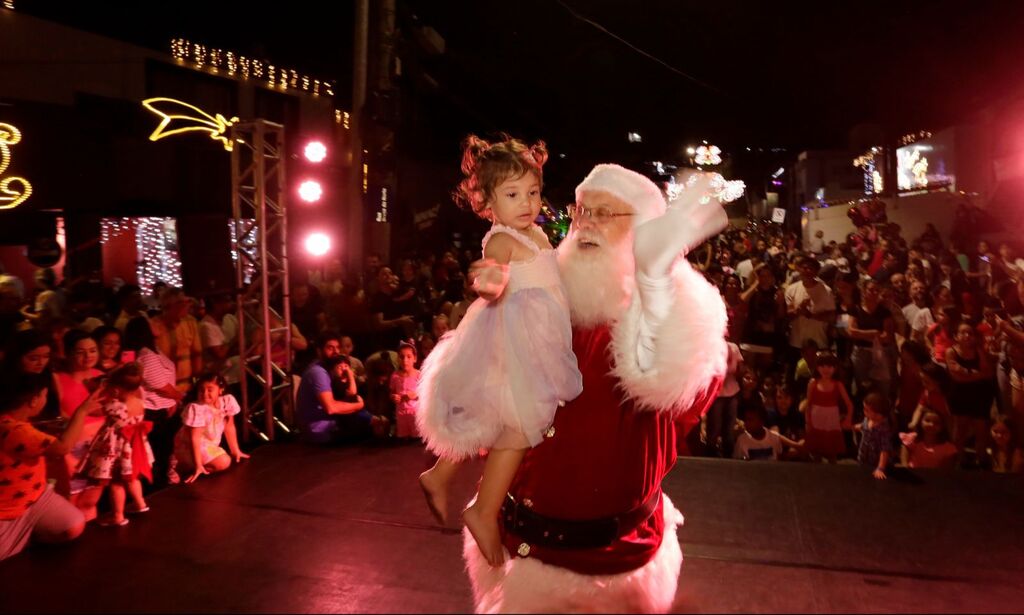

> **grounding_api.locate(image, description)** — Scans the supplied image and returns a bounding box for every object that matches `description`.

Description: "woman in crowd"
[847,279,896,400]
[946,322,996,466]
[53,330,105,501]
[91,325,124,373]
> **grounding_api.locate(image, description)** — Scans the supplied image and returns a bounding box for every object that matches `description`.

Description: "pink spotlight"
[305,232,331,257]
[304,141,327,163]
[298,180,323,202]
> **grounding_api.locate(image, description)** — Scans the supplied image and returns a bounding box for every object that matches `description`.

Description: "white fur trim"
[609,259,728,415]
[465,493,686,614]
[576,164,667,227]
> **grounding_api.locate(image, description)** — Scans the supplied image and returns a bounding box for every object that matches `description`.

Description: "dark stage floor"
[2,442,1023,613]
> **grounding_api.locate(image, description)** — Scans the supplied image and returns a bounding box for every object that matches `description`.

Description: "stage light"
[304,141,327,163]
[686,146,696,156]
[305,232,330,256]
[298,180,323,202]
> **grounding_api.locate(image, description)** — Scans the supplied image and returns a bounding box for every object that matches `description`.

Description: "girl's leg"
[418,457,461,525]
[463,447,526,567]
[108,482,126,523]
[206,454,232,474]
[972,418,991,464]
[126,479,147,512]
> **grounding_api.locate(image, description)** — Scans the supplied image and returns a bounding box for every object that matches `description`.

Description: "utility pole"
[348,0,368,275]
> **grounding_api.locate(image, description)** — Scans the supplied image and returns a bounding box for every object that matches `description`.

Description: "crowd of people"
[2,194,1022,562]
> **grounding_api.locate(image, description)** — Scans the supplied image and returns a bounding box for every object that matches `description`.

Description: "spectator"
[294,332,372,444]
[926,305,960,364]
[705,342,741,458]
[895,341,930,430]
[809,229,825,256]
[900,409,958,470]
[986,417,1023,473]
[0,374,98,561]
[946,322,996,466]
[199,293,238,389]
[113,284,146,332]
[733,405,798,461]
[802,351,853,464]
[785,256,836,370]
[847,279,896,399]
[173,373,248,483]
[370,268,416,354]
[91,325,124,373]
[21,268,65,328]
[339,335,367,385]
[150,288,203,394]
[53,330,104,500]
[125,316,183,487]
[289,280,326,369]
[389,340,421,440]
[855,392,894,480]
[768,385,805,450]
[449,279,478,330]
[740,264,785,369]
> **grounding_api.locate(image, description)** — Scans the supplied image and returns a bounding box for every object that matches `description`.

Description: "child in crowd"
[802,351,853,463]
[173,373,248,484]
[855,392,894,479]
[76,363,152,526]
[794,340,819,395]
[391,341,421,440]
[767,385,805,444]
[895,341,930,431]
[704,342,742,457]
[734,405,801,461]
[926,306,960,365]
[987,417,1023,473]
[900,409,958,470]
[417,134,582,567]
[909,362,952,430]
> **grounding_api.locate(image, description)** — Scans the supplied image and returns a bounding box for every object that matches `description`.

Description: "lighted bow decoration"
[142,97,240,151]
[694,144,722,166]
[667,172,745,205]
[0,123,32,210]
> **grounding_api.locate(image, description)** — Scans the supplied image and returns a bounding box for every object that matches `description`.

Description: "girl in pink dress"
[390,341,421,439]
[417,135,583,567]
[803,351,854,463]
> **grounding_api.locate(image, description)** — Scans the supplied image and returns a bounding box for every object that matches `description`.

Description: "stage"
[2,442,1022,613]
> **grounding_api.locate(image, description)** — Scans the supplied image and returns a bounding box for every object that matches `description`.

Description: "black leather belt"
[501,489,662,550]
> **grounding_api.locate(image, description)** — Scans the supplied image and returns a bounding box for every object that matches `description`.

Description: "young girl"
[802,351,854,463]
[855,392,893,479]
[900,409,958,470]
[390,341,421,440]
[173,373,248,483]
[75,363,152,526]
[987,417,1023,473]
[908,362,952,431]
[417,134,583,567]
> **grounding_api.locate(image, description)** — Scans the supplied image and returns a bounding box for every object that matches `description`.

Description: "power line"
[554,0,723,95]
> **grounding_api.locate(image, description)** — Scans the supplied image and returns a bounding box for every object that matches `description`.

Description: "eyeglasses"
[566,204,635,223]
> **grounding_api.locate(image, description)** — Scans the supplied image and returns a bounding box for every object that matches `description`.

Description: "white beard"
[557,229,634,327]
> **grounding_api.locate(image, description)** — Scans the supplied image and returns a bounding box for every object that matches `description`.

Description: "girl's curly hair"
[454,133,548,220]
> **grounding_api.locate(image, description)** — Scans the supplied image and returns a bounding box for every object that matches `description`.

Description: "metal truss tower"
[230,120,293,442]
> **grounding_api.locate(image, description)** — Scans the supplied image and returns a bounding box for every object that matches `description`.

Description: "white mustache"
[570,231,603,246]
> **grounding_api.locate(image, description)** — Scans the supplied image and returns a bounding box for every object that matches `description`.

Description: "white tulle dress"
[417,224,583,461]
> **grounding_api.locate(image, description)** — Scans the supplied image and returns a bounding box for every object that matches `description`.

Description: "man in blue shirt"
[295,331,371,443]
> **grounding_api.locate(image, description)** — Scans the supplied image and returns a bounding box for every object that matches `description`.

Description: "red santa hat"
[575,163,666,226]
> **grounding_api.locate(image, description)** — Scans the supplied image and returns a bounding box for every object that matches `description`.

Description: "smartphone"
[980,255,990,263]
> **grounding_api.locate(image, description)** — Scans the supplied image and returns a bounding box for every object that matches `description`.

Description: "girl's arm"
[185,427,207,483]
[945,348,982,382]
[223,416,248,463]
[900,444,911,467]
[846,315,879,342]
[46,388,104,456]
[874,451,890,479]
[473,234,515,302]
[908,403,926,430]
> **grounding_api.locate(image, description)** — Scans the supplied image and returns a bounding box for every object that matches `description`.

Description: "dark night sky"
[19,1,1024,178]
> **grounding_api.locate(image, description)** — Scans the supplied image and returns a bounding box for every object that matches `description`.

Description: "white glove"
[633,173,729,279]
[469,258,510,301]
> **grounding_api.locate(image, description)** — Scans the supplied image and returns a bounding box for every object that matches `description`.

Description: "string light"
[899,130,932,146]
[2,0,14,9]
[229,219,257,284]
[0,122,32,210]
[101,218,183,293]
[694,143,722,166]
[170,37,336,99]
[670,172,745,204]
[853,147,883,195]
[142,97,240,151]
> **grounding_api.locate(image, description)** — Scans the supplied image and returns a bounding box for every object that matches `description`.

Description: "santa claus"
[455,164,729,613]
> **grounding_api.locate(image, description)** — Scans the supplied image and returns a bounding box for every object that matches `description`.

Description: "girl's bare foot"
[418,469,448,525]
[81,506,98,523]
[463,503,504,567]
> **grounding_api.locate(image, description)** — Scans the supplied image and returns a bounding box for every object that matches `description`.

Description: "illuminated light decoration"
[669,172,745,204]
[897,148,930,190]
[538,200,571,244]
[142,97,240,151]
[3,0,14,9]
[305,232,331,257]
[686,146,696,156]
[101,217,183,293]
[362,162,368,194]
[853,147,883,195]
[627,132,642,143]
[0,123,32,210]
[298,180,323,202]
[899,130,932,146]
[228,219,257,284]
[304,141,327,163]
[376,187,389,222]
[694,144,722,166]
[169,37,336,99]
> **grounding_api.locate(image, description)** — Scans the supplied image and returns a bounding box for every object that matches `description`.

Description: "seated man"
[0,374,98,561]
[294,331,373,444]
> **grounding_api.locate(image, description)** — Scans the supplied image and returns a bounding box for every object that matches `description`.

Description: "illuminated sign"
[142,97,240,151]
[0,123,32,210]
